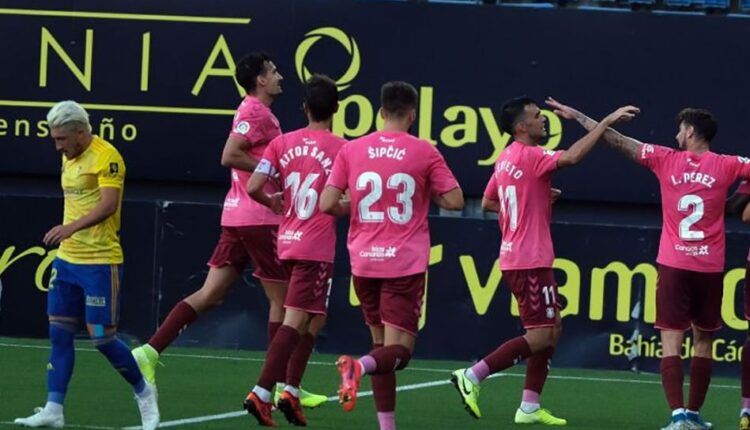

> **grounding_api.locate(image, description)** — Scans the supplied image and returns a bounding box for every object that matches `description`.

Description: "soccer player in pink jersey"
[242,75,346,427]
[726,181,750,430]
[550,99,750,430]
[131,53,324,407]
[319,81,464,430]
[450,97,637,426]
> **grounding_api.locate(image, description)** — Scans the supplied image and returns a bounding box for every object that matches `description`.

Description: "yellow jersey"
[57,136,126,264]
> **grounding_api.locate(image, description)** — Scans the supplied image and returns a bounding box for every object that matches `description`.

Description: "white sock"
[44,402,63,415]
[672,408,686,417]
[686,409,699,416]
[520,402,540,414]
[284,385,300,398]
[464,368,480,385]
[252,386,272,403]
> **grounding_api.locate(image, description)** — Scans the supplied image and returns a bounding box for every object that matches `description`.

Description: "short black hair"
[304,75,338,122]
[499,96,538,136]
[677,108,717,142]
[235,52,272,93]
[381,81,418,117]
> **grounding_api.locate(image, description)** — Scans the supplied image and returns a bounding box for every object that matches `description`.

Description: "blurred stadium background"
[1,0,750,428]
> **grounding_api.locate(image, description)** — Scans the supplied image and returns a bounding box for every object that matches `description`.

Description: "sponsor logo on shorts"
[280,230,304,242]
[674,243,709,257]
[546,307,555,319]
[359,245,397,260]
[86,296,106,307]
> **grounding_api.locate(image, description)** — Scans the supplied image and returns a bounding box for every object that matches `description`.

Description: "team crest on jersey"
[108,162,119,176]
[234,121,251,135]
[641,144,654,159]
[543,149,556,157]
[546,307,555,319]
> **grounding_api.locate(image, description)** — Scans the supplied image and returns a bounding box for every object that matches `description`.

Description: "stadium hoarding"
[1,196,749,375]
[2,0,750,202]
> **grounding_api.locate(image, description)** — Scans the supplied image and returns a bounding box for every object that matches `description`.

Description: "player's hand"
[43,224,74,246]
[604,106,640,125]
[546,97,579,120]
[551,188,562,204]
[269,192,284,215]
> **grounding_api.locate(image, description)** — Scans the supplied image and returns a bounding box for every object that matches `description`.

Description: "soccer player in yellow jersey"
[14,101,159,430]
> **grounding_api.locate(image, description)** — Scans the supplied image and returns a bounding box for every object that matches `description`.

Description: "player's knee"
[49,321,76,346]
[393,344,412,371]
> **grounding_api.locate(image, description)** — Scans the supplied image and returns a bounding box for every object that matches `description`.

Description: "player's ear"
[379,107,385,120]
[409,108,416,124]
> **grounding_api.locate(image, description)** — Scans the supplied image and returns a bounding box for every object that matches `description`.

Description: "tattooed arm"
[547,97,644,162]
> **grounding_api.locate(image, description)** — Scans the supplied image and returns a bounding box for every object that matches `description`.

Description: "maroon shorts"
[503,268,559,329]
[283,260,334,315]
[207,226,290,283]
[655,264,723,332]
[353,273,426,336]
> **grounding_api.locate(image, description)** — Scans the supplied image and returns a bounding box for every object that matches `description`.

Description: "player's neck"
[685,140,710,155]
[513,135,537,146]
[307,119,332,131]
[382,121,410,133]
[248,91,274,107]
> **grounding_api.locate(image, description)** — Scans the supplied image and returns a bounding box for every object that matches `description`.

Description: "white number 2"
[357,171,415,224]
[678,194,704,241]
[498,185,518,232]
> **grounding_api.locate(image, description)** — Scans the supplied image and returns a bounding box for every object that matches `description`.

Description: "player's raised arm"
[547,97,643,162]
[553,102,640,169]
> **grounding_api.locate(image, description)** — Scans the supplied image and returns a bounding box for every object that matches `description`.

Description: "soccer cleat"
[685,411,713,429]
[14,407,64,428]
[514,408,567,425]
[741,412,750,430]
[661,413,690,430]
[132,344,160,385]
[450,368,482,419]
[135,382,160,430]
[274,385,328,409]
[277,391,307,426]
[244,392,278,427]
[336,355,362,412]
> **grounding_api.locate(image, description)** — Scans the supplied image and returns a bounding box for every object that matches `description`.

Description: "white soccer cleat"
[135,383,160,430]
[14,406,64,428]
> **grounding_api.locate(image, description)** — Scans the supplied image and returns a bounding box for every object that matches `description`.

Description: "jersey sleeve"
[737,180,750,195]
[427,146,460,195]
[483,173,499,201]
[97,149,125,189]
[326,146,350,191]
[531,147,563,177]
[728,155,750,181]
[635,143,673,173]
[229,109,275,146]
[255,136,281,177]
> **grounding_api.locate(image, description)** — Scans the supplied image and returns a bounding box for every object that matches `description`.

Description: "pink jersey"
[327,131,459,278]
[733,180,750,261]
[484,141,563,270]
[638,144,750,272]
[256,128,346,263]
[221,96,282,227]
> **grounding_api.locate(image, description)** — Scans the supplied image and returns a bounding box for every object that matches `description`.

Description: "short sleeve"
[427,146,460,195]
[531,147,563,177]
[255,137,282,177]
[737,180,750,195]
[229,109,279,146]
[635,143,674,173]
[483,173,499,201]
[727,155,750,181]
[97,150,125,189]
[326,147,350,190]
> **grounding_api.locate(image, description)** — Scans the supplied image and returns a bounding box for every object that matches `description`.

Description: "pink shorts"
[655,264,723,332]
[353,273,426,336]
[207,226,290,283]
[503,268,560,329]
[284,260,334,316]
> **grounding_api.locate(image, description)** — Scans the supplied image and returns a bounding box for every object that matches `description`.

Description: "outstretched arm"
[547,97,643,162]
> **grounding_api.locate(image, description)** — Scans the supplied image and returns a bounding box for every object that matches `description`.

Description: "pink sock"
[469,360,491,383]
[377,411,396,430]
[743,397,750,409]
[359,355,377,374]
[522,389,540,404]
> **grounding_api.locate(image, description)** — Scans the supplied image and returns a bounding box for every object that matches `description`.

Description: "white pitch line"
[0,421,114,429]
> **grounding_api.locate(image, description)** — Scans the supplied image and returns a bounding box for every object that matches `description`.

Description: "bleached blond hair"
[47,100,92,132]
